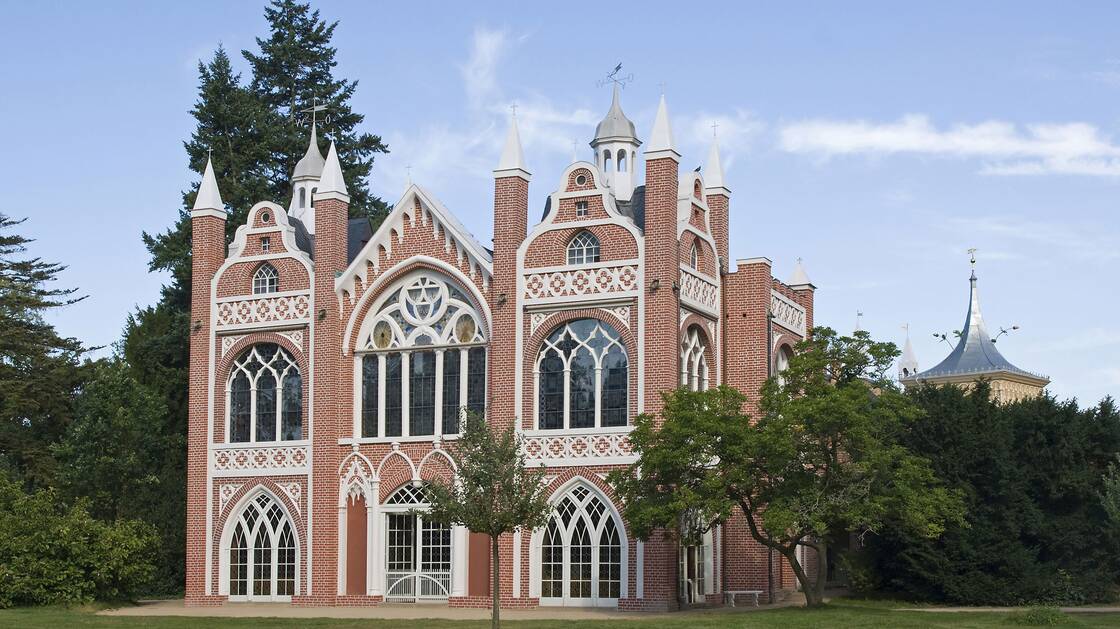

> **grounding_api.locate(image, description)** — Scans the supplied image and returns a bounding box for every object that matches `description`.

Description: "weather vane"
[967,247,977,268]
[597,63,633,89]
[299,96,331,130]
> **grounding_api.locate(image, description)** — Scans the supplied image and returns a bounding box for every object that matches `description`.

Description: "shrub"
[1007,607,1072,626]
[0,476,158,607]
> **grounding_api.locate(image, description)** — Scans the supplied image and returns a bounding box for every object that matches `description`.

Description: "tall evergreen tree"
[0,214,88,489]
[244,0,389,218]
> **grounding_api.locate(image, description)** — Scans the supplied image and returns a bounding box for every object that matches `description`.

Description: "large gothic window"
[776,344,794,386]
[567,231,601,265]
[252,263,279,295]
[535,319,628,430]
[226,493,298,600]
[680,325,710,392]
[358,273,487,439]
[538,483,623,605]
[228,344,302,443]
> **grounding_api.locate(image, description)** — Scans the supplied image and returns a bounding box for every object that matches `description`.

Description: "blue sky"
[3,1,1118,404]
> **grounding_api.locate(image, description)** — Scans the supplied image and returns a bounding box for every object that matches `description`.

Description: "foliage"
[867,384,1120,606]
[0,214,89,490]
[612,328,965,607]
[1007,607,1072,626]
[424,413,551,628]
[0,475,158,608]
[244,0,389,218]
[1103,455,1120,525]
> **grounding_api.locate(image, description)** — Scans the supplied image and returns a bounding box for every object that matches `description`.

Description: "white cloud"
[677,109,764,172]
[460,27,509,109]
[778,114,1120,176]
[944,215,1120,263]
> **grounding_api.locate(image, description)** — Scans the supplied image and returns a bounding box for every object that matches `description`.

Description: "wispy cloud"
[944,214,1120,263]
[677,109,765,172]
[459,27,509,109]
[778,114,1120,176]
[1026,328,1120,354]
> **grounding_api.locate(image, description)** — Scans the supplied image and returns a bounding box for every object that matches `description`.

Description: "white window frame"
[252,263,279,295]
[566,232,601,265]
[354,272,487,442]
[680,325,710,392]
[533,319,628,431]
[225,343,302,444]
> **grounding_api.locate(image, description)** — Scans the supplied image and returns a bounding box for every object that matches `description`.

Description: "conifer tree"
[0,214,87,489]
[244,0,389,218]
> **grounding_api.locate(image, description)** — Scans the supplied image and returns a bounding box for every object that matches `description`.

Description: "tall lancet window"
[535,319,628,430]
[357,272,487,439]
[298,187,306,208]
[680,325,710,392]
[253,263,279,295]
[227,343,302,443]
[567,231,601,265]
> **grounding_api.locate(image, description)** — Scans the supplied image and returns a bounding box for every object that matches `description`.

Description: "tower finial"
[968,247,978,281]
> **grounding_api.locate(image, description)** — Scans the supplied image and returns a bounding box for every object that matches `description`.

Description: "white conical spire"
[192,156,224,213]
[645,94,677,158]
[789,257,812,287]
[316,141,349,201]
[495,113,529,177]
[899,326,919,379]
[704,133,727,191]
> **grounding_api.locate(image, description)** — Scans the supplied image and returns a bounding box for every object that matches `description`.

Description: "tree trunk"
[783,545,821,608]
[813,538,828,607]
[491,534,500,629]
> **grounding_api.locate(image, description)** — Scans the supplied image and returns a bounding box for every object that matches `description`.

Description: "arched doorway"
[381,483,453,602]
[536,481,626,607]
[224,492,298,601]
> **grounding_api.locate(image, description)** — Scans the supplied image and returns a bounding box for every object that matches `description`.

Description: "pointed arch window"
[226,493,298,600]
[535,319,628,430]
[567,232,601,265]
[227,343,302,443]
[680,325,710,392]
[689,243,700,270]
[382,482,453,602]
[253,263,279,295]
[358,272,487,440]
[538,483,624,605]
[776,344,794,386]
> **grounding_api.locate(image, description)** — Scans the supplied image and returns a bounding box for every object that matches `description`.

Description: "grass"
[1,601,1119,629]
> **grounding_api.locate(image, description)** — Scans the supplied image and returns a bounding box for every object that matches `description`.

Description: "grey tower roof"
[908,271,1047,384]
[293,123,326,180]
[592,84,639,146]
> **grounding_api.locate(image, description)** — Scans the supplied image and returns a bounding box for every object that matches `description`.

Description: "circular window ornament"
[372,321,393,349]
[575,174,587,186]
[261,211,271,223]
[455,316,477,343]
[400,276,448,325]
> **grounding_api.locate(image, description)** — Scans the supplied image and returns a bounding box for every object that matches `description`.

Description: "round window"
[575,174,587,186]
[455,316,477,343]
[261,212,271,223]
[372,321,393,349]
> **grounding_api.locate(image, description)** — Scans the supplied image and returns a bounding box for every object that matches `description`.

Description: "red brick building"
[186,88,816,610]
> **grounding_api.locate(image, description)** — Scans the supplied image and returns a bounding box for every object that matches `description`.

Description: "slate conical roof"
[910,270,1046,384]
[592,84,639,145]
[293,123,326,180]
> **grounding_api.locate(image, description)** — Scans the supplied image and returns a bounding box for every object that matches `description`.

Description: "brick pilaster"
[305,194,348,603]
[186,213,225,602]
[705,192,729,274]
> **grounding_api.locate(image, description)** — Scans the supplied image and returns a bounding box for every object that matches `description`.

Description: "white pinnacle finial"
[317,141,349,201]
[193,156,224,213]
[899,323,919,379]
[646,94,677,157]
[704,131,727,191]
[495,112,530,178]
[789,257,812,287]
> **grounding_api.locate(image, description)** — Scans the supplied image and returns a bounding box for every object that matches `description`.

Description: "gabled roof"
[908,271,1047,385]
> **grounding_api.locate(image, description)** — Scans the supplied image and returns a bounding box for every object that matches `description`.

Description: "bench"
[723,590,763,607]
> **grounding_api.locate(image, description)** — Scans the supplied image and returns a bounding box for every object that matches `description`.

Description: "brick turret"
[186,158,226,603]
[703,136,730,273]
[304,142,350,603]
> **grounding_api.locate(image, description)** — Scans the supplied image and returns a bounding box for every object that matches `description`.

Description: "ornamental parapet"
[521,427,635,467]
[210,442,310,477]
[215,290,311,331]
[523,262,639,304]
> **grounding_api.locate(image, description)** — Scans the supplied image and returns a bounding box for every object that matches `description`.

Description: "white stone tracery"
[221,491,299,601]
[226,343,302,443]
[355,271,487,440]
[681,325,711,391]
[535,319,629,430]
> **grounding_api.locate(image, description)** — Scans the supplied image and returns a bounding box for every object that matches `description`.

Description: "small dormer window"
[576,201,588,217]
[567,231,600,265]
[253,263,279,295]
[261,236,271,253]
[690,243,699,269]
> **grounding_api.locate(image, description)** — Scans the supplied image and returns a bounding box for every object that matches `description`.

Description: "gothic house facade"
[185,88,816,610]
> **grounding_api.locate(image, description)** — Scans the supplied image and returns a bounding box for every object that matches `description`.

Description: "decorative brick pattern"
[215,292,311,328]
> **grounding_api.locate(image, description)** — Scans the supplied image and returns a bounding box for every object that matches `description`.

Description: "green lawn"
[1,602,1119,629]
